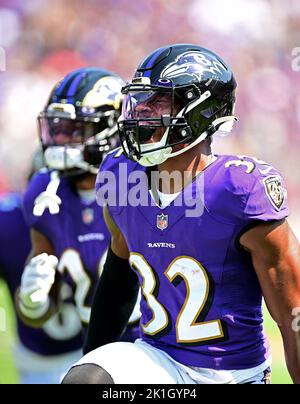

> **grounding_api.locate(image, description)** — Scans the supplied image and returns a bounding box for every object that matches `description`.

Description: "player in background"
[16,68,140,364]
[0,151,83,384]
[63,45,300,384]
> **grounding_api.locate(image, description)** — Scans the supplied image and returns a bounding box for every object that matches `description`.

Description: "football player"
[0,152,83,384]
[62,45,300,384]
[16,68,140,368]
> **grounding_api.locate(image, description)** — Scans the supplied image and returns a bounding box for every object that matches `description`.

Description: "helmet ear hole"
[185,89,196,101]
[171,126,193,142]
[179,127,192,139]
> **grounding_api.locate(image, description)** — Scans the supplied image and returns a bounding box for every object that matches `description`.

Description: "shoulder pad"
[206,155,289,224]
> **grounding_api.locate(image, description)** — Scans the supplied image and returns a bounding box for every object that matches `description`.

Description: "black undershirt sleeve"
[83,245,139,355]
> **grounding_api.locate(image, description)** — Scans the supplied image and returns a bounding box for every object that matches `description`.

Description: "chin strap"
[44,146,99,175]
[136,115,237,167]
[129,89,237,167]
[33,170,62,216]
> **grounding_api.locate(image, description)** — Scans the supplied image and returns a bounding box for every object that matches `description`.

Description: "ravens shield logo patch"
[263,176,286,210]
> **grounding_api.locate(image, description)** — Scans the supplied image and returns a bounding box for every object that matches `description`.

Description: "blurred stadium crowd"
[0,0,299,229]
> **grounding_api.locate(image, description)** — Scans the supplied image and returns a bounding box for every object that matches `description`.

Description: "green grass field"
[0,279,292,384]
[0,280,19,384]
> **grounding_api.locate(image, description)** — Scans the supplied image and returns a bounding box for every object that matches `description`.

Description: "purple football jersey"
[97,150,289,370]
[0,193,83,356]
[23,170,139,341]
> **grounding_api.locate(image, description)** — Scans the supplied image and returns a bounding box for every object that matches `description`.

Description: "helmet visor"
[38,117,97,146]
[122,91,173,121]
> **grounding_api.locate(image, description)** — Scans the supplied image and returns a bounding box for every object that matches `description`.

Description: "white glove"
[19,253,58,319]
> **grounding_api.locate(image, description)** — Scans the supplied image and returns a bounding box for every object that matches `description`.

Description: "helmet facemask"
[38,104,119,176]
[118,45,238,166]
[118,82,236,167]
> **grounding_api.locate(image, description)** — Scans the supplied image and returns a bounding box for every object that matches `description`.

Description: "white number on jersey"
[57,249,105,324]
[130,253,224,344]
[42,283,82,340]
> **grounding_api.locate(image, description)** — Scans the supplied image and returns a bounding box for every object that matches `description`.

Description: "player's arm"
[83,204,139,354]
[240,219,300,384]
[16,228,59,328]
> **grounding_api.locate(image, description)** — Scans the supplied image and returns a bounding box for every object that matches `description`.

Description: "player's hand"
[19,253,58,313]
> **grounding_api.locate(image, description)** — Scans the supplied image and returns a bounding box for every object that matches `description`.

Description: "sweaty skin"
[240,220,300,384]
[103,204,129,260]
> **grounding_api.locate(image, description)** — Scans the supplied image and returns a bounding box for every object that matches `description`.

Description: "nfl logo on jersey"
[157,213,168,230]
[82,208,94,224]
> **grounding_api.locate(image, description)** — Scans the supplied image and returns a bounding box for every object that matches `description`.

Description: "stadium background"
[0,0,299,384]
